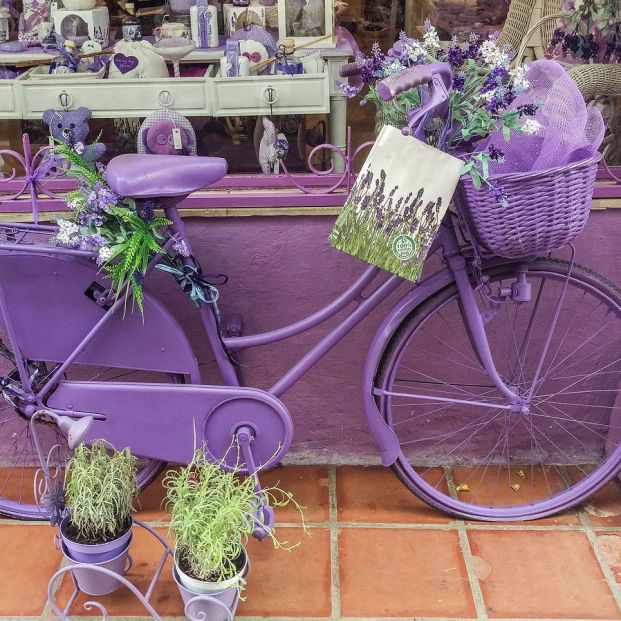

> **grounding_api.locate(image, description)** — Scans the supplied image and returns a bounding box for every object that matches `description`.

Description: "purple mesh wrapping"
[486,60,605,175]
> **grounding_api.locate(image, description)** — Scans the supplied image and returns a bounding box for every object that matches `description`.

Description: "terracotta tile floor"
[3,465,621,620]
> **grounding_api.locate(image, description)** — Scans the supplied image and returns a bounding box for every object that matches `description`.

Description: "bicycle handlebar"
[339,62,363,78]
[377,62,453,102]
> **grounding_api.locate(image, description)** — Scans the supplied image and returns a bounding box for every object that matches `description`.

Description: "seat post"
[162,199,188,247]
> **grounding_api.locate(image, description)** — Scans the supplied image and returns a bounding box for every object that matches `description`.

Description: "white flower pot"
[174,548,246,594]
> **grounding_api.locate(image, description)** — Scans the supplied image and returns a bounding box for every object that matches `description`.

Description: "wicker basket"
[457,155,601,259]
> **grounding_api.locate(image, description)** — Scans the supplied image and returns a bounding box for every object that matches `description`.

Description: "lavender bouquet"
[338,22,543,205]
[54,144,173,314]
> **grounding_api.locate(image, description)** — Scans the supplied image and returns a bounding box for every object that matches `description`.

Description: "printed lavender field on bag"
[330,125,463,282]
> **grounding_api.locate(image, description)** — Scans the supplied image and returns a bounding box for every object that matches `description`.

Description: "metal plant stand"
[46,520,247,621]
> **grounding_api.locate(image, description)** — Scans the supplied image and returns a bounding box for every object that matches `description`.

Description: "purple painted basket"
[456,155,601,259]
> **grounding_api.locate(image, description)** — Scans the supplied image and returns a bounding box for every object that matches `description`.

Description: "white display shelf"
[19,65,217,118]
[0,71,29,119]
[210,68,330,117]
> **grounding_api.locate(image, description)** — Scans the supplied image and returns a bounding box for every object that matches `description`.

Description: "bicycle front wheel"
[375,258,621,521]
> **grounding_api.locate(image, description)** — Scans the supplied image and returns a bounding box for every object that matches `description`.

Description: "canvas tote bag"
[330,125,464,282]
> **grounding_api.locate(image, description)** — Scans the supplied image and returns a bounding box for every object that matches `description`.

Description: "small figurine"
[43,106,106,160]
[259,117,288,174]
[41,25,58,51]
[50,39,79,73]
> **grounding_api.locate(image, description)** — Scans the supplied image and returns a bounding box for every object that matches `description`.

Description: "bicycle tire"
[375,257,621,521]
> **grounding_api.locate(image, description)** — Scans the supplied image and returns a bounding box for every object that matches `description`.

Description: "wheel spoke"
[377,261,621,519]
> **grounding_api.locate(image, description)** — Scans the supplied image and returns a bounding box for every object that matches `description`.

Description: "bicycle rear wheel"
[375,258,621,521]
[0,341,173,520]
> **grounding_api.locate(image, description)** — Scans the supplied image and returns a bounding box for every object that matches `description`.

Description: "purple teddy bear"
[43,106,106,161]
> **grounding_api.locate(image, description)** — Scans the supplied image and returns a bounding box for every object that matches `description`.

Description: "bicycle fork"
[446,249,526,410]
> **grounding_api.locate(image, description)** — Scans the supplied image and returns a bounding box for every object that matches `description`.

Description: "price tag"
[172,127,182,150]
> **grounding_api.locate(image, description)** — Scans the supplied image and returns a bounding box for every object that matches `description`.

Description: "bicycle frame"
[163,205,524,407]
[0,203,524,423]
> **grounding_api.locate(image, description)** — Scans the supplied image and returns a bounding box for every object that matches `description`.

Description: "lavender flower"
[452,72,466,91]
[173,239,190,258]
[77,233,107,252]
[136,200,156,224]
[336,79,362,98]
[447,43,465,68]
[487,145,505,163]
[517,103,538,117]
[489,182,509,208]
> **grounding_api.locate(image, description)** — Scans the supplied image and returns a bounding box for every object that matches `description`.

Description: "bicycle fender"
[363,269,456,466]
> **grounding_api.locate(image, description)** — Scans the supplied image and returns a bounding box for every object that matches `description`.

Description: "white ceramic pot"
[62,0,98,10]
[174,548,247,595]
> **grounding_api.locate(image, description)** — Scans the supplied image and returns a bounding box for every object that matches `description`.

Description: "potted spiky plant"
[60,441,138,596]
[165,450,306,621]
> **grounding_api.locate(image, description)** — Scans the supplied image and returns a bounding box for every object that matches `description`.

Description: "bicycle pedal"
[225,314,243,338]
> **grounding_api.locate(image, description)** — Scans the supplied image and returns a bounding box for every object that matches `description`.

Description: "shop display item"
[258,116,288,173]
[42,106,106,159]
[222,2,264,37]
[0,39,26,51]
[138,107,197,155]
[36,19,53,43]
[152,36,196,77]
[230,23,276,73]
[40,25,58,49]
[53,5,109,45]
[277,0,333,46]
[50,38,78,72]
[275,36,303,75]
[220,37,249,76]
[61,0,96,10]
[0,6,10,42]
[154,17,187,39]
[190,0,218,49]
[18,0,51,46]
[121,3,141,40]
[108,38,168,78]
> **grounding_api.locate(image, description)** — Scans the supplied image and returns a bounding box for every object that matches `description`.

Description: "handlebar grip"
[377,65,434,102]
[339,62,362,78]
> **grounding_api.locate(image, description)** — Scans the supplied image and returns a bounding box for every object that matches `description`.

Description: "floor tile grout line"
[39,548,67,621]
[443,468,488,621]
[579,511,621,612]
[2,518,591,531]
[328,465,341,621]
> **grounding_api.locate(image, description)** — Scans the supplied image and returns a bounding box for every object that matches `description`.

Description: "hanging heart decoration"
[113,53,139,74]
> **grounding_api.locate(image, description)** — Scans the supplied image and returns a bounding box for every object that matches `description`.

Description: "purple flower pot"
[60,540,132,596]
[60,516,133,563]
[172,550,247,621]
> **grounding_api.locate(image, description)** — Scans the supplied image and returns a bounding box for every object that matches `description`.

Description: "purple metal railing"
[0,131,375,215]
[1,132,619,218]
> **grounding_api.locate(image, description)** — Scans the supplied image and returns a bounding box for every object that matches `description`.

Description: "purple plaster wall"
[142,208,621,464]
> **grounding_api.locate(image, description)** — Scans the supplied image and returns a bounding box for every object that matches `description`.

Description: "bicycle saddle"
[105,154,228,199]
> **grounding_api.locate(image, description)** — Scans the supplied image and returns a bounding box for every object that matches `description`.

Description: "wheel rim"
[0,337,166,520]
[377,260,621,520]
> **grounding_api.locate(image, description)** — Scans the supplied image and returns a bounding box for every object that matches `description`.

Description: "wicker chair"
[499,0,564,63]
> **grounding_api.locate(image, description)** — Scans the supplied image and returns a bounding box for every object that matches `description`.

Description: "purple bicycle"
[0,64,619,523]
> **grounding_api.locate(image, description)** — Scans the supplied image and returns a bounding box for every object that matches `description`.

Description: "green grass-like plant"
[165,450,307,585]
[65,441,138,543]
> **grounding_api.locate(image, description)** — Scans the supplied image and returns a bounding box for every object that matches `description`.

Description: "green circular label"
[392,235,417,261]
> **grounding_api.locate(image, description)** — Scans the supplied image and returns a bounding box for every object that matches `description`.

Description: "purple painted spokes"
[375,258,621,521]
[0,327,172,520]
